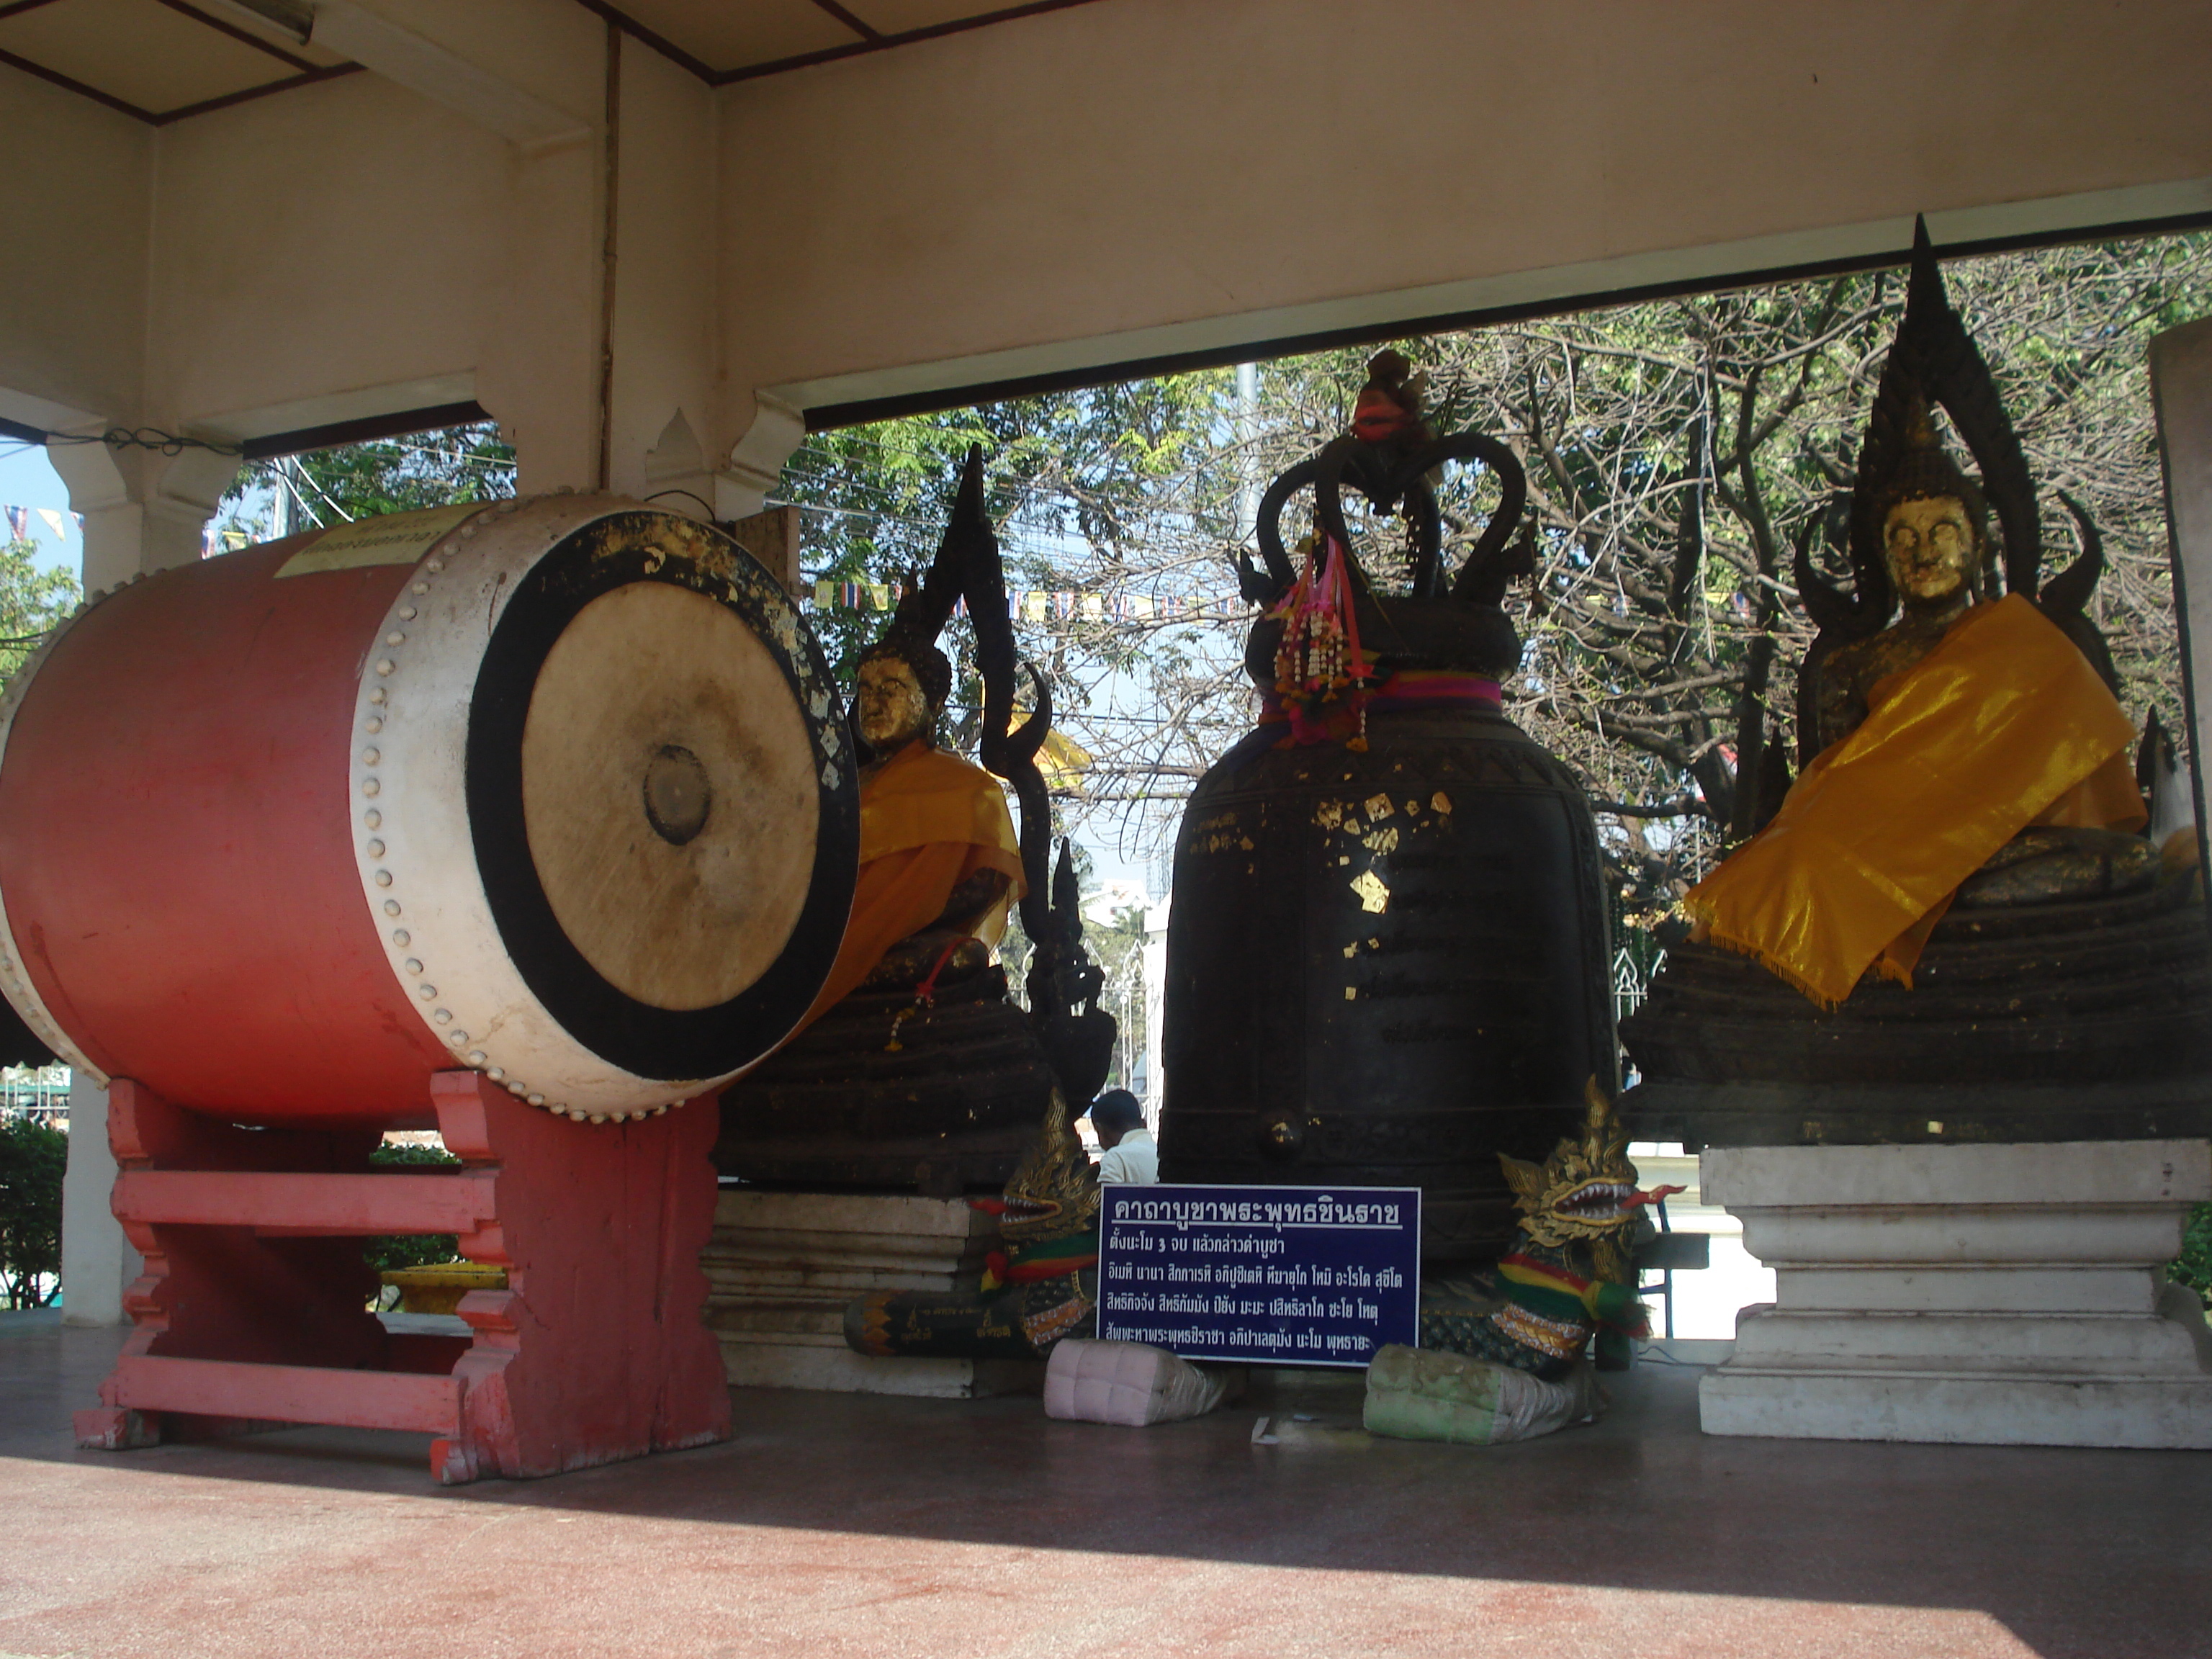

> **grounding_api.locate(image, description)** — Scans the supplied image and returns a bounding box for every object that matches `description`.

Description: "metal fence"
[1612,945,1658,1024]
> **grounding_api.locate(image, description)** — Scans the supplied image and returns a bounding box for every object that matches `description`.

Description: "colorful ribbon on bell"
[1269,532,1375,746]
[1259,670,1503,747]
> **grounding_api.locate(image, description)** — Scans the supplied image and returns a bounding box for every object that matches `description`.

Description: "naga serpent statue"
[843,1086,1102,1362]
[1417,1079,1677,1379]
[1365,1080,1678,1447]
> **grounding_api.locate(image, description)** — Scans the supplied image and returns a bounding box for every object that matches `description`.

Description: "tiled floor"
[1,1315,2206,1658]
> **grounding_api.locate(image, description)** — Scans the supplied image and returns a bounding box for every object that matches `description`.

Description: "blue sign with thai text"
[1096,1183,1421,1367]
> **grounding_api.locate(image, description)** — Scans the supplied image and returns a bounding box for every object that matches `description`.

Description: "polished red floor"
[2,1313,2205,1658]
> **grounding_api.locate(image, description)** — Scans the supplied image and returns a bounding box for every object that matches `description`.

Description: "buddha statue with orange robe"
[796,630,1025,1027]
[1682,408,2153,1009]
[716,446,1115,1194]
[1624,222,2211,1148]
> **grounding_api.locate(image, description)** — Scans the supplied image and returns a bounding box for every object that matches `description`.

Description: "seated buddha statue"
[799,628,1025,1024]
[1803,419,2154,914]
[1619,225,2208,1148]
[715,445,1115,1195]
[1678,225,2155,1010]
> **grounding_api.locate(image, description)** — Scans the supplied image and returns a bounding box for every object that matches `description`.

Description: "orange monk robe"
[797,741,1027,1030]
[1683,594,2145,1010]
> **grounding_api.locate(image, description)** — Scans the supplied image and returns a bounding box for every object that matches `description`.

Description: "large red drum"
[0,494,858,1125]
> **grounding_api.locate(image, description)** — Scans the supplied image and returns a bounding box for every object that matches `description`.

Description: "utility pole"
[1234,362,1260,549]
[268,456,292,541]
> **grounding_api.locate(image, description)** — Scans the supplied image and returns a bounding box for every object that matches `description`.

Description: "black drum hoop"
[467,510,858,1080]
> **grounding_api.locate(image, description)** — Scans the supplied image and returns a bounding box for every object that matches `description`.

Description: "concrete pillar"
[1699,1140,2212,1447]
[46,433,234,587]
[717,392,806,520]
[2152,318,2212,858]
[58,1074,133,1326]
[1141,897,1169,1130]
[477,127,601,497]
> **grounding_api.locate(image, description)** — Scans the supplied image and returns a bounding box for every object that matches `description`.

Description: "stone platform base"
[1699,1138,2212,1449]
[703,1189,1040,1398]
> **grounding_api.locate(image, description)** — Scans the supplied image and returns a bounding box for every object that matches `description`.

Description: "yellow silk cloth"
[796,742,1027,1030]
[1683,595,2145,1009]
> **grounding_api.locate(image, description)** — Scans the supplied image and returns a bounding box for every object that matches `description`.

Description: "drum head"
[467,511,857,1080]
[521,583,817,1012]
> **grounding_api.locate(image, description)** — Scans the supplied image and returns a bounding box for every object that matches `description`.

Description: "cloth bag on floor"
[1043,1339,1238,1426]
[1362,1344,1602,1445]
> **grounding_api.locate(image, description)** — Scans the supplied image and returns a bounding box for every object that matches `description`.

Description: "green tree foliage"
[0,536,82,681]
[778,378,1250,842]
[1087,903,1150,1094]
[363,1141,464,1273]
[0,1114,66,1309]
[219,422,514,541]
[783,232,2211,917]
[2175,1203,2212,1310]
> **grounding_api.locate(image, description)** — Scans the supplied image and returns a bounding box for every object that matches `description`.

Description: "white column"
[47,434,234,587]
[58,1075,133,1326]
[1699,1140,2212,1448]
[2152,318,2212,848]
[1141,896,1170,1130]
[716,392,806,520]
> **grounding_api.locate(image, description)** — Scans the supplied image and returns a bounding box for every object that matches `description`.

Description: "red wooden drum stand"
[74,1071,729,1483]
[0,495,858,1480]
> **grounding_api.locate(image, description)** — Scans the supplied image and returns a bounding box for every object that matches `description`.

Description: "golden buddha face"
[1883,495,1978,608]
[855,655,932,750]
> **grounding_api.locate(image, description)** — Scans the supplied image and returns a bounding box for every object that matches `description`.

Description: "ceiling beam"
[150,0,319,73]
[794,194,2212,432]
[311,0,590,149]
[563,0,712,81]
[809,1,879,42]
[718,0,1108,84]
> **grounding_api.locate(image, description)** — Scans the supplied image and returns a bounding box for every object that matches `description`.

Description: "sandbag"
[1362,1343,1602,1445]
[1043,1339,1238,1426]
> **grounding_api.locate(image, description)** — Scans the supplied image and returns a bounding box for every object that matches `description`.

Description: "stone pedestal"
[1699,1139,2212,1448]
[701,1190,1040,1398]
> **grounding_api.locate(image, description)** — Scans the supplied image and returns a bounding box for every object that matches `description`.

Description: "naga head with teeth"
[970,1085,1100,1245]
[1500,1077,1681,1251]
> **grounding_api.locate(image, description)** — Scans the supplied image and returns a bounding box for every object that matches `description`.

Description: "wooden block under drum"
[109,1355,463,1437]
[112,1169,497,1236]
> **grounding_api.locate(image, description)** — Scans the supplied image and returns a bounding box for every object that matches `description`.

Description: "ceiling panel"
[0,0,297,114]
[613,0,861,72]
[840,1,1020,37]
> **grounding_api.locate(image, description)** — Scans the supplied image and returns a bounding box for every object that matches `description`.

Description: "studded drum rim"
[351,493,855,1123]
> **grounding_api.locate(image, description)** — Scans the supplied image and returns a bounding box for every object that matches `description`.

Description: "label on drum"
[276,503,493,577]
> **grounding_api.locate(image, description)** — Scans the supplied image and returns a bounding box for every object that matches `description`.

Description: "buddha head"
[855,632,952,754]
[1876,406,1987,616]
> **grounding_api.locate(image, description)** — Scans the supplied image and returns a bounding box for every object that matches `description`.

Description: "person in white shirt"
[1089,1090,1158,1185]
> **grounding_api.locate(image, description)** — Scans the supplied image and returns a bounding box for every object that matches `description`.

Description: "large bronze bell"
[1157,407,1617,1266]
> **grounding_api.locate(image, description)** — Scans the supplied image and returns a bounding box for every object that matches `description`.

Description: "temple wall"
[714,0,2212,439]
[7,0,2211,480]
[0,67,150,428]
[605,40,719,506]
[144,72,513,441]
